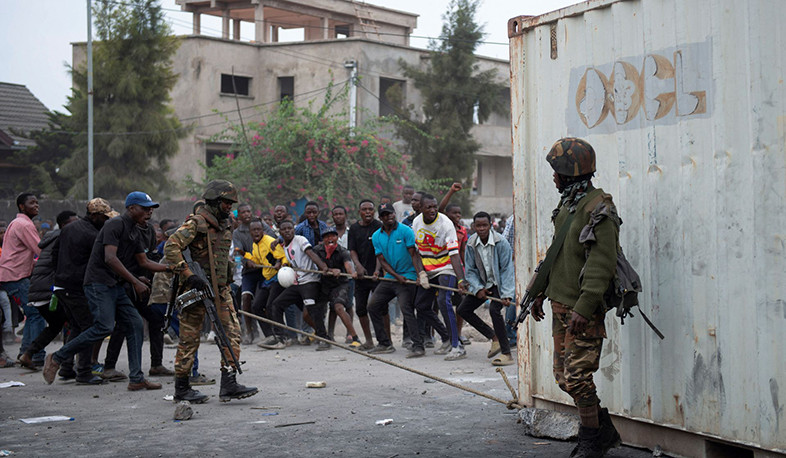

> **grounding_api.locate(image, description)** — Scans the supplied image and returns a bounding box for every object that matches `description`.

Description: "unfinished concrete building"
[75,0,512,212]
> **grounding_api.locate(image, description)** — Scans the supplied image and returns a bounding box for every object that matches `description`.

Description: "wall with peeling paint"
[508,0,785,453]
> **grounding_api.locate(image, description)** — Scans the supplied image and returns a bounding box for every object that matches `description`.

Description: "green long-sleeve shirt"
[545,187,619,319]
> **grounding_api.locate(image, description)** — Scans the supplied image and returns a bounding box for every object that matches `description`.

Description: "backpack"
[579,195,663,339]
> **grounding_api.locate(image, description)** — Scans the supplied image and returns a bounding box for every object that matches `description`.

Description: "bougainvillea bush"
[189,83,413,214]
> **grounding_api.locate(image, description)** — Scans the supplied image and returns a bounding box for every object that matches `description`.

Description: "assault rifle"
[510,261,545,328]
[181,249,243,374]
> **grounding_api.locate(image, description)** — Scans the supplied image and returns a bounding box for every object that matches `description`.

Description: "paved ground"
[0,322,654,457]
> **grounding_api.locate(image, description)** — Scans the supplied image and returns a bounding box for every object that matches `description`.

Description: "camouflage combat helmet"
[202,179,238,203]
[546,137,596,177]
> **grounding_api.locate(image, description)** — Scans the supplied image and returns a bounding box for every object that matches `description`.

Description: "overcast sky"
[0,0,574,111]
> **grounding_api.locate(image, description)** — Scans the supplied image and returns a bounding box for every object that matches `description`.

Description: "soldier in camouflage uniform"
[530,138,622,458]
[164,180,258,404]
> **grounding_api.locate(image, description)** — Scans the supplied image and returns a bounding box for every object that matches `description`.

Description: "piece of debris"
[251,406,282,410]
[653,445,663,457]
[173,401,193,421]
[424,378,436,384]
[375,419,394,426]
[0,381,25,388]
[20,416,74,424]
[251,421,268,424]
[0,450,13,456]
[306,381,326,388]
[450,369,474,375]
[518,408,579,441]
[274,421,316,428]
[259,412,278,416]
[326,356,346,362]
[533,442,550,445]
[163,395,174,401]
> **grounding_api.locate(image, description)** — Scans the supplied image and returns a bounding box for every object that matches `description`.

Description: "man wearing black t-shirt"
[43,192,170,390]
[347,199,382,350]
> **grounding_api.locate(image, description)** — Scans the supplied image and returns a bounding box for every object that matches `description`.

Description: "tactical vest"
[186,210,233,285]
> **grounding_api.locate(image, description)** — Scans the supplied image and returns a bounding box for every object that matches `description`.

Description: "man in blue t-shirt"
[367,203,443,358]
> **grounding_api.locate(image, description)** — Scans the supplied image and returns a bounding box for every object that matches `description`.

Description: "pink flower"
[361,140,369,147]
[240,187,248,192]
[317,196,324,201]
[226,153,235,159]
[276,184,282,189]
[299,188,306,192]
[253,134,261,140]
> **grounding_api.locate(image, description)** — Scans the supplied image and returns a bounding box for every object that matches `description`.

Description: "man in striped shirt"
[411,193,468,361]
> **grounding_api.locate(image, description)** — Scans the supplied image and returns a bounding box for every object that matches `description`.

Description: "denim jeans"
[54,283,145,383]
[2,279,45,361]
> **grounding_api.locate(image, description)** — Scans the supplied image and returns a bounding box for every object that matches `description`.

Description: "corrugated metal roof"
[0,82,51,149]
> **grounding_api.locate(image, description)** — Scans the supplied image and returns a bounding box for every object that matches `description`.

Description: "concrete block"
[518,407,580,441]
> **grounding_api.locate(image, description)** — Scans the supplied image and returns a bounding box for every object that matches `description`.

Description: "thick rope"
[259,265,510,305]
[238,310,524,409]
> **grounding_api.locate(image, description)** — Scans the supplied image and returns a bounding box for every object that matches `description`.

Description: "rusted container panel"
[509,0,785,452]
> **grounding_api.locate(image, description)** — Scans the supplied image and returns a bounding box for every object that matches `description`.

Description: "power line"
[47,80,344,137]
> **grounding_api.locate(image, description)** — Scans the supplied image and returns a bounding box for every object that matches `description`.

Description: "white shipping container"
[508,0,785,456]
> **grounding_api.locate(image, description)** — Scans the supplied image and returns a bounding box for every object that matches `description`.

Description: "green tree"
[391,0,507,208]
[60,0,184,199]
[7,111,76,198]
[190,84,411,214]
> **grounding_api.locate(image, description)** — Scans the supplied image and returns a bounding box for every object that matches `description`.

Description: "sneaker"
[434,341,452,355]
[345,335,353,344]
[127,379,163,391]
[424,339,435,349]
[101,368,128,382]
[283,337,294,347]
[257,336,285,350]
[0,352,15,368]
[402,340,413,350]
[491,353,514,366]
[297,335,312,346]
[316,341,331,351]
[349,341,362,348]
[58,368,77,380]
[91,363,104,376]
[444,346,467,361]
[459,335,471,346]
[406,347,425,358]
[75,375,106,385]
[163,334,175,345]
[359,341,375,351]
[189,373,216,386]
[367,345,395,354]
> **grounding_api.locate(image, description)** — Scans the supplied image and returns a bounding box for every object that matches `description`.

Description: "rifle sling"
[529,210,576,295]
[206,229,221,299]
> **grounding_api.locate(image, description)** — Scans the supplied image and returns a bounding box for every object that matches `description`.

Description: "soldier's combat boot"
[570,426,603,458]
[219,368,258,402]
[598,407,621,453]
[174,376,209,404]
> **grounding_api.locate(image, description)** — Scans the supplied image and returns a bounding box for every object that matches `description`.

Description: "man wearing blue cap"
[43,192,170,391]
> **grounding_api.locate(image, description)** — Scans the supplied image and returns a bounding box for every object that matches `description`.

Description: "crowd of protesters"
[0,183,517,388]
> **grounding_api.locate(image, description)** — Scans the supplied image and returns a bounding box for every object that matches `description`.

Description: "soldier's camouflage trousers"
[551,301,606,408]
[175,285,241,378]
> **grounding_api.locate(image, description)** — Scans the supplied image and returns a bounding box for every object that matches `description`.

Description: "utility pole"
[87,0,94,199]
[344,60,357,134]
